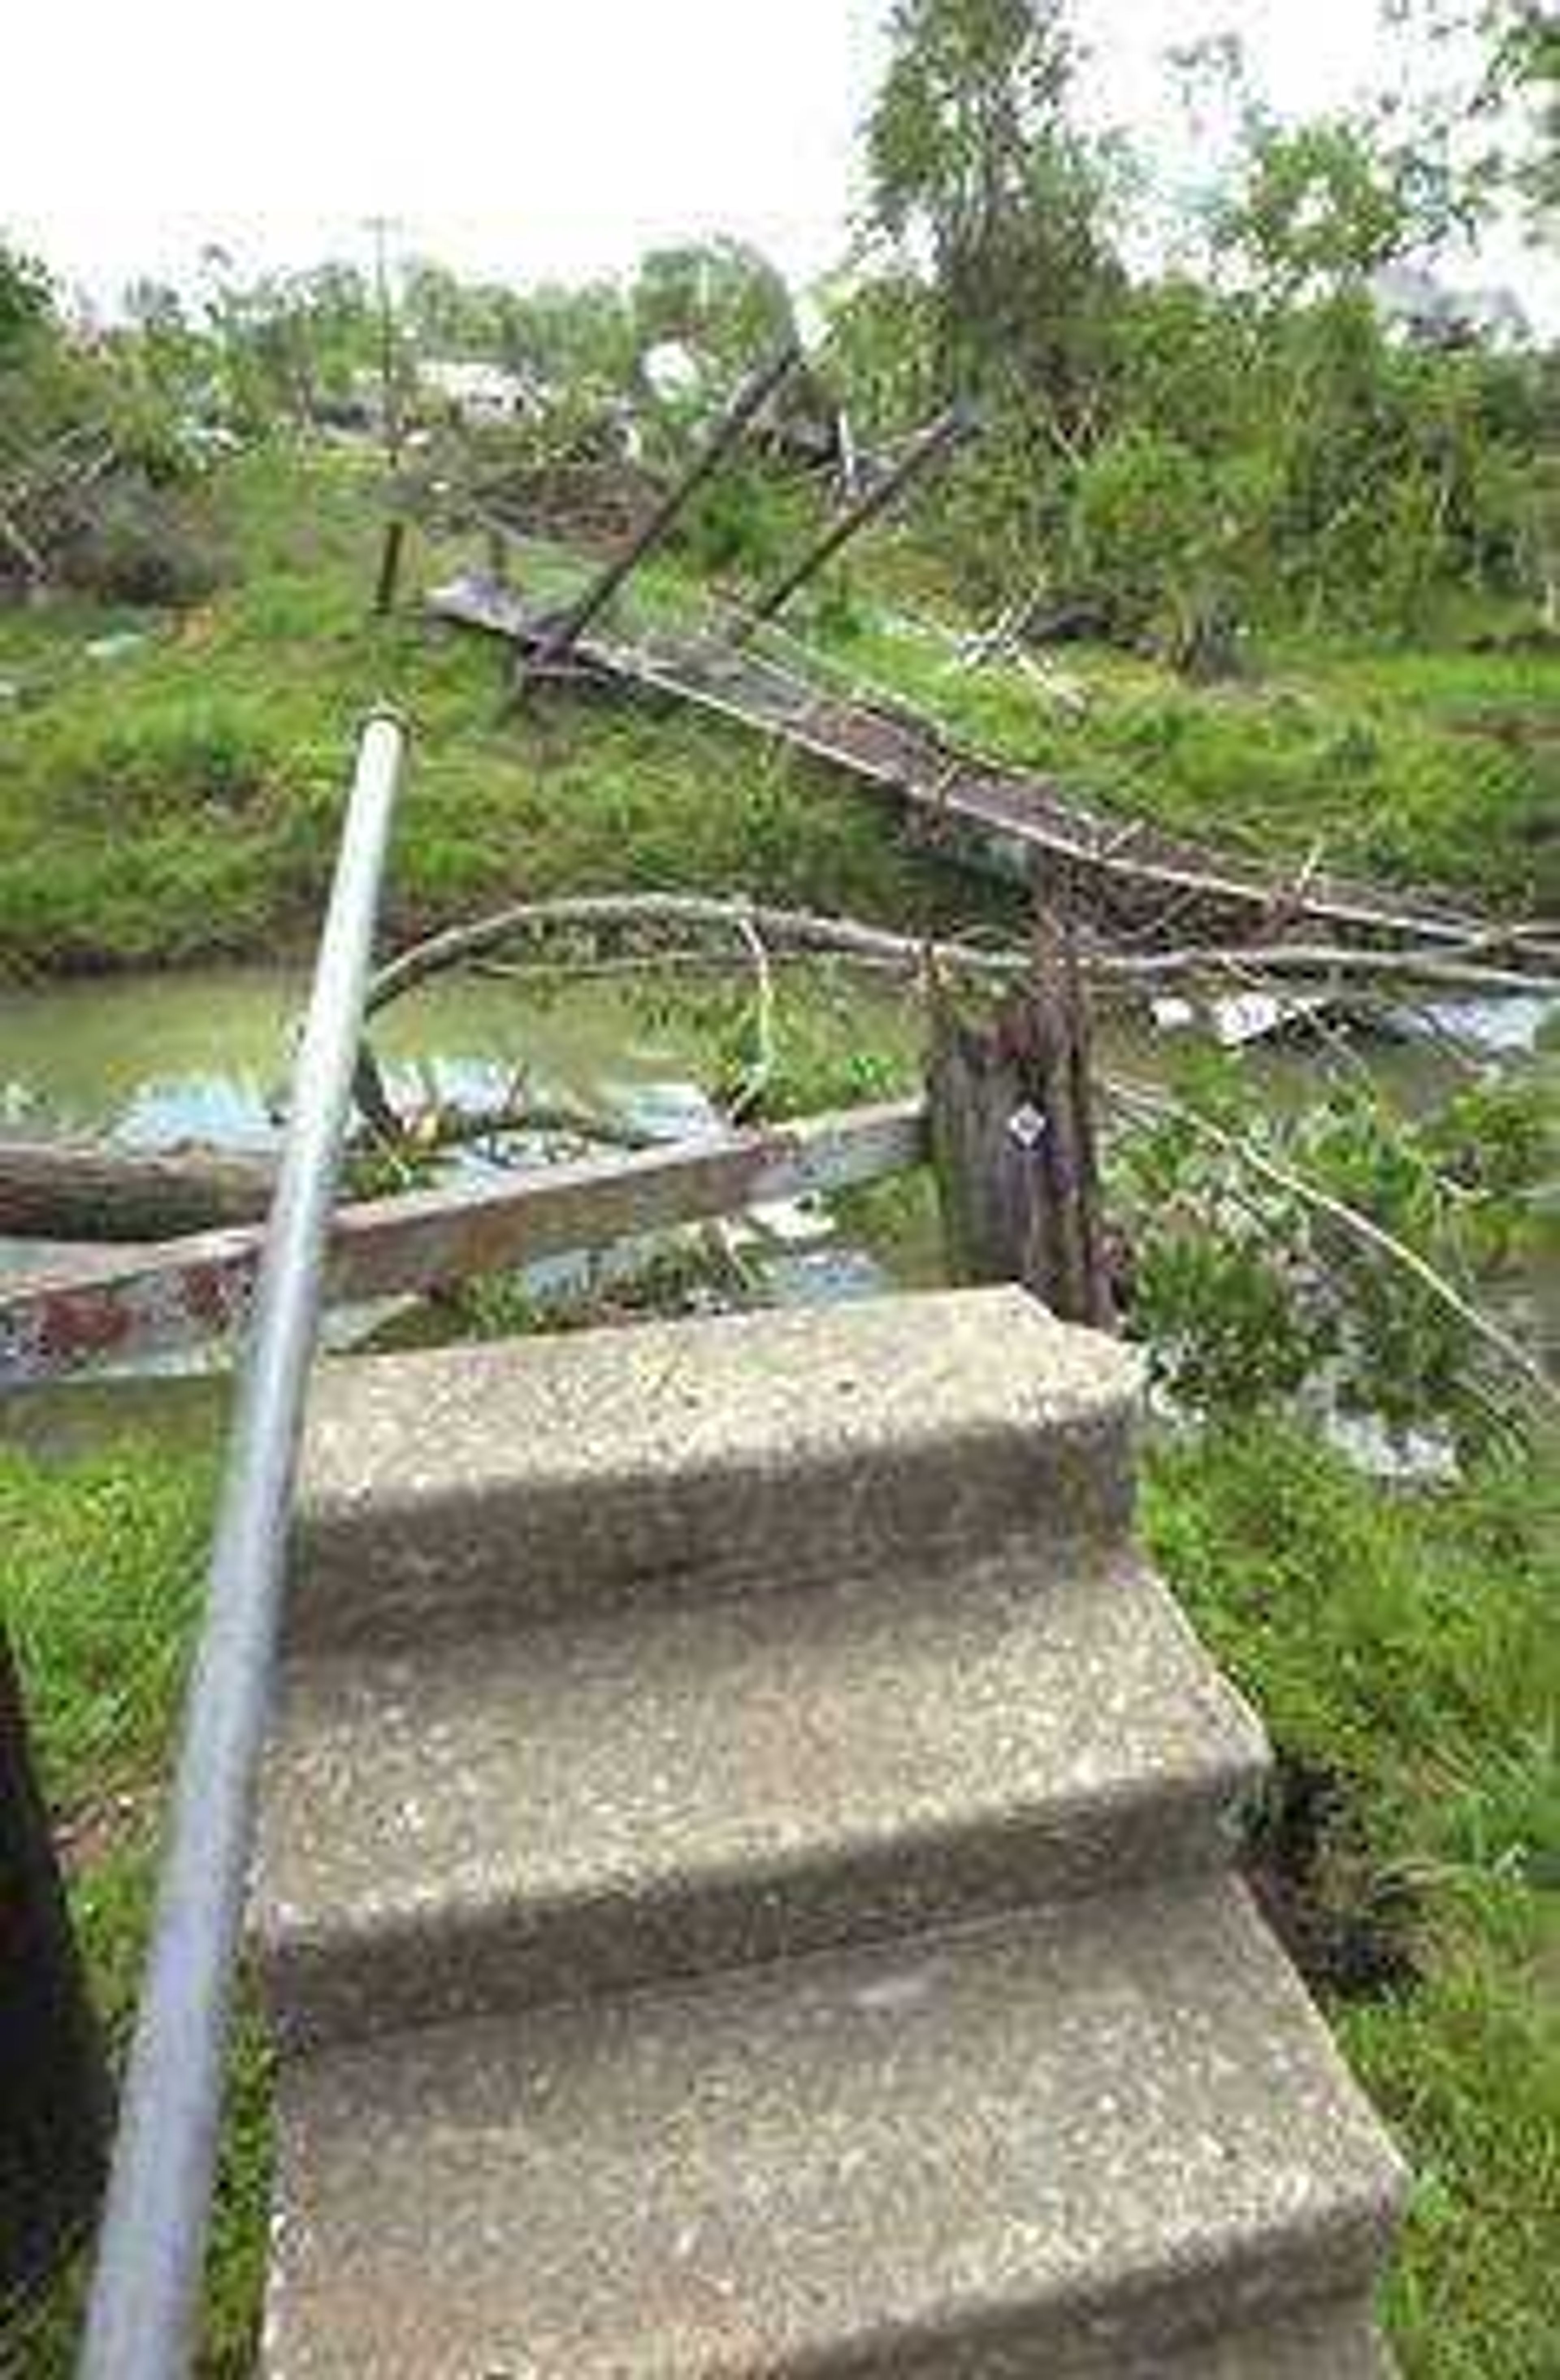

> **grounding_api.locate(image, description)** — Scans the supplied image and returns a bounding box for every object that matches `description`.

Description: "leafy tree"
[866,0,1122,438]
[630,239,795,375]
[494,280,637,392]
[0,240,54,366]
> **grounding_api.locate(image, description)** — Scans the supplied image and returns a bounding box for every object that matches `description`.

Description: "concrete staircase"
[255,1289,1405,2377]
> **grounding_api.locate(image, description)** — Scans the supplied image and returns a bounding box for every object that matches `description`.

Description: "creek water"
[0,962,934,1455]
[0,959,1550,1459]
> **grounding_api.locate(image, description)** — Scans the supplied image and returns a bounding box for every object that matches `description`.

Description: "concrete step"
[286,1288,1142,1653]
[1116,2299,1394,2377]
[256,1548,1267,2048]
[264,1875,1406,2379]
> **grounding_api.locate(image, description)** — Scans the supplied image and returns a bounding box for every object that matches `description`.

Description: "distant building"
[1371,264,1532,351]
[417,358,543,426]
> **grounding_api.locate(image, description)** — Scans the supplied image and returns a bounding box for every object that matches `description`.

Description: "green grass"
[1145,1423,1559,2378]
[0,1431,271,2378]
[3,442,1553,985]
[0,447,979,982]
[2,1413,1552,2372]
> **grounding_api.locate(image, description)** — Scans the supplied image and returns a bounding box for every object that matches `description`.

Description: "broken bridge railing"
[392,338,978,689]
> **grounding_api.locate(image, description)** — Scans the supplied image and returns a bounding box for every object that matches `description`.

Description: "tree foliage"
[4,0,1557,652]
[835,0,1556,651]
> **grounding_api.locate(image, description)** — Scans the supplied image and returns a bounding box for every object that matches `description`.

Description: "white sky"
[5,0,1554,323]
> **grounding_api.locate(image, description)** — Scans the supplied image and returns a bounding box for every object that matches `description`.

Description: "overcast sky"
[6,0,1553,323]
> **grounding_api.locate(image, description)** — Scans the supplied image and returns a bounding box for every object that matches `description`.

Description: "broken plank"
[0,1101,927,1387]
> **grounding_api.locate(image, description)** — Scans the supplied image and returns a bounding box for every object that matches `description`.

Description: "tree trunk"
[0,1139,274,1244]
[927,924,1113,1330]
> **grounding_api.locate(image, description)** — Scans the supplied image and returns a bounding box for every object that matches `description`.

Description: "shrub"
[56,475,225,608]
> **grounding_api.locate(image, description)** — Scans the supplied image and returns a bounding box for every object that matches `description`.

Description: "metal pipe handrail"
[78,712,407,2379]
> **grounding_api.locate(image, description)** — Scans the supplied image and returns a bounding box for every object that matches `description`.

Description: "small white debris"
[852,1966,934,2015]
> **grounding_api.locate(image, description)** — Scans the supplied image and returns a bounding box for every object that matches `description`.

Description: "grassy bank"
[1,443,1554,985]
[2,1409,1554,2374]
[0,448,988,983]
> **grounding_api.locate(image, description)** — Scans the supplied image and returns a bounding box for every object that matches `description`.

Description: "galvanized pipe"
[78,711,407,2380]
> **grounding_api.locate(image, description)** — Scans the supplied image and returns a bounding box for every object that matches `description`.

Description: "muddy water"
[0,965,766,1153]
[2,960,1526,1157]
[0,963,933,1452]
[0,960,1550,1456]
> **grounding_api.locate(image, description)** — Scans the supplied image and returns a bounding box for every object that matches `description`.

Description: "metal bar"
[4,1101,927,1388]
[734,402,976,637]
[77,713,407,2380]
[525,340,802,674]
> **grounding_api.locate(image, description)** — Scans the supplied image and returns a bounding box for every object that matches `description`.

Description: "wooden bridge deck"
[430,570,1495,956]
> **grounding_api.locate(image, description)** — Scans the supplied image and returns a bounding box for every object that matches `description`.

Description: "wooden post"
[927,921,1113,1329]
[373,516,407,616]
[483,522,511,587]
[0,1631,109,2297]
[482,524,515,694]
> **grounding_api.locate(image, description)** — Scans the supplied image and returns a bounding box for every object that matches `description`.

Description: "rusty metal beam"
[522,340,802,678]
[0,1100,927,1387]
[734,401,976,638]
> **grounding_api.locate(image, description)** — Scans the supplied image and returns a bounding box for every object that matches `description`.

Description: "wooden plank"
[428,573,1511,961]
[0,1101,927,1387]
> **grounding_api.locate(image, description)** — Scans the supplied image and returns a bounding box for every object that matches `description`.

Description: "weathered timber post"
[373,516,407,616]
[483,521,511,587]
[480,521,517,694]
[733,400,977,640]
[0,1631,109,2297]
[927,921,1113,1329]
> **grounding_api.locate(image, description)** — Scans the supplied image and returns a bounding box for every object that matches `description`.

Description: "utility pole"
[366,215,408,614]
[365,214,404,470]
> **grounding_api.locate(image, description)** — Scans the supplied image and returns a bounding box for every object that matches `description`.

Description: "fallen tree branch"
[367,893,1560,1012]
[0,1095,654,1246]
[1102,1075,1559,1417]
[0,1138,274,1243]
[412,1096,655,1157]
